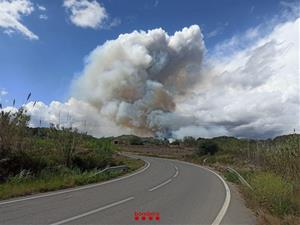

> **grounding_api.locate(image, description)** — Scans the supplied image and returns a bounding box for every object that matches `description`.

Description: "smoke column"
[72,25,205,136]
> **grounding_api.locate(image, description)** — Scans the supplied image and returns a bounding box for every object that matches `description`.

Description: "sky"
[0,0,299,139]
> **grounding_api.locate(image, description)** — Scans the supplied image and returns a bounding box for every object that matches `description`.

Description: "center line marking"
[148,179,172,192]
[49,197,134,225]
[173,165,179,177]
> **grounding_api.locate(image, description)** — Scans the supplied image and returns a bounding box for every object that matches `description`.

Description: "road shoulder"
[221,182,256,225]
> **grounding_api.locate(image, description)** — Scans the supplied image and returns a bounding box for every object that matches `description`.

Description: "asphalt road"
[0,155,255,225]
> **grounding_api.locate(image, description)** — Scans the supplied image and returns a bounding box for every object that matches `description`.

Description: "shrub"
[129,136,143,145]
[224,170,240,184]
[249,172,295,216]
[73,151,109,170]
[183,136,197,147]
[0,151,48,181]
[196,141,219,156]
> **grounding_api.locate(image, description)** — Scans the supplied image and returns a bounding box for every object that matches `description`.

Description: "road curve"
[0,155,253,225]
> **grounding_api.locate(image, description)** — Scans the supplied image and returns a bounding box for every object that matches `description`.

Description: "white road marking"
[173,165,179,178]
[165,159,231,225]
[0,160,150,206]
[49,197,134,225]
[62,195,73,200]
[148,179,172,192]
[210,170,231,225]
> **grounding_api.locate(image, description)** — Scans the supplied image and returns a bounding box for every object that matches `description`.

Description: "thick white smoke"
[72,25,204,136]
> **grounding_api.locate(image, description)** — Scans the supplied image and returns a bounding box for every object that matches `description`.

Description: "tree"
[129,136,143,145]
[183,136,197,146]
[196,141,219,156]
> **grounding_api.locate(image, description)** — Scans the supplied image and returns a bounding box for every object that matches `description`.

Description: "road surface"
[0,155,255,225]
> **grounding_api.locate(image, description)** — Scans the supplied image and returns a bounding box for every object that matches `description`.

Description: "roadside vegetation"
[116,134,300,225]
[184,135,300,225]
[0,99,144,200]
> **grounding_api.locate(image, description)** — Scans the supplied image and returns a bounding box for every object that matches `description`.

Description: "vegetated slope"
[0,108,143,199]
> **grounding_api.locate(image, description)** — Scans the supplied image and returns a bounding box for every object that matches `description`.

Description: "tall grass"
[188,134,300,222]
[248,172,295,216]
[0,168,122,200]
[241,135,300,183]
[0,96,144,199]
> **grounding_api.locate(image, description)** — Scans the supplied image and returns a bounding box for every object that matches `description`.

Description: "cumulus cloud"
[63,0,107,29]
[23,98,129,137]
[174,18,300,138]
[0,0,38,39]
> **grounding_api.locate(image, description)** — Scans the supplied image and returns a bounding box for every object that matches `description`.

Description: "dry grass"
[257,210,300,225]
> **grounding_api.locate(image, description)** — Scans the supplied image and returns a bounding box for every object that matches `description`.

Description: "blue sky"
[0,0,286,105]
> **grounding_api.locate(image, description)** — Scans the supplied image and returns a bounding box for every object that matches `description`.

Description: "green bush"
[0,151,48,180]
[196,141,219,156]
[129,136,143,145]
[73,151,109,171]
[206,155,216,164]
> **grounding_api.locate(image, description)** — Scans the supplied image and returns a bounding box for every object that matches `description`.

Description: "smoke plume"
[72,25,204,136]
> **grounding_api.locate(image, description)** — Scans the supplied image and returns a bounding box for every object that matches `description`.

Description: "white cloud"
[63,0,107,29]
[175,18,300,138]
[27,98,129,137]
[3,28,14,35]
[37,4,46,11]
[0,0,38,40]
[280,0,300,19]
[0,88,8,102]
[39,14,47,20]
[107,17,121,28]
[206,22,229,39]
[0,89,8,97]
[206,27,222,38]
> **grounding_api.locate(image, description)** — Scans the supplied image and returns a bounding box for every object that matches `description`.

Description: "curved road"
[0,155,254,225]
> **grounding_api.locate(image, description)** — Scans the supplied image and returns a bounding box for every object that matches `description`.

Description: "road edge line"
[161,158,231,225]
[0,159,150,206]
